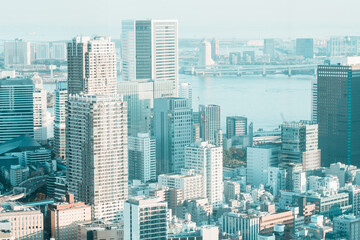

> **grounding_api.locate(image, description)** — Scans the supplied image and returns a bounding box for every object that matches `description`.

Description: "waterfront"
[44,73,313,131]
[180,74,313,131]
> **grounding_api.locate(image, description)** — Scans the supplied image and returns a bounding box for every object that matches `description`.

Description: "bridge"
[182,64,317,77]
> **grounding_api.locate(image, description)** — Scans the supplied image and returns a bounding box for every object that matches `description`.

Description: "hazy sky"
[1,0,360,41]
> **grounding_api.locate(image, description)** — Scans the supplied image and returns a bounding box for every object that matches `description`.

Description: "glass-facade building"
[0,78,34,144]
[317,65,360,167]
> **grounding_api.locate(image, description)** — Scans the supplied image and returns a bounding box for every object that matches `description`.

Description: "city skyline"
[3,4,360,239]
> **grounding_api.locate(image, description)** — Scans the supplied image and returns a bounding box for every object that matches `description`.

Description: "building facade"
[317,65,360,167]
[0,78,34,144]
[154,98,193,174]
[185,142,223,208]
[66,95,128,221]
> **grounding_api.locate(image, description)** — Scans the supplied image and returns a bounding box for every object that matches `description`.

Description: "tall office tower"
[185,142,223,208]
[54,80,68,159]
[296,38,314,58]
[226,116,247,138]
[199,40,214,67]
[66,95,128,221]
[327,37,346,57]
[124,197,168,240]
[67,36,117,95]
[50,42,67,61]
[35,42,50,60]
[0,78,34,144]
[280,121,321,171]
[4,39,31,65]
[118,81,153,136]
[264,38,275,60]
[311,78,318,122]
[154,98,192,174]
[317,65,360,167]
[246,145,280,187]
[33,78,48,144]
[211,38,220,61]
[178,82,192,108]
[199,104,221,145]
[128,133,156,183]
[121,19,178,98]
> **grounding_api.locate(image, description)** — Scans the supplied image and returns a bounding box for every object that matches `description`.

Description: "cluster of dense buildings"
[1,20,360,240]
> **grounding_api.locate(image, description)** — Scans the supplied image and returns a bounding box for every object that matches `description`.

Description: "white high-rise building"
[281,121,321,171]
[293,171,307,193]
[117,81,153,136]
[128,133,156,183]
[54,80,68,159]
[67,36,117,95]
[4,39,31,65]
[267,167,286,197]
[178,82,192,108]
[124,197,168,240]
[35,42,50,60]
[50,42,67,61]
[185,142,223,208]
[199,104,221,146]
[121,19,178,98]
[211,38,220,61]
[199,40,214,67]
[247,145,280,187]
[32,76,48,144]
[311,78,317,122]
[66,95,128,221]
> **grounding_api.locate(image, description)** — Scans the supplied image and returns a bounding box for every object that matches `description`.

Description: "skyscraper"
[199,104,221,146]
[117,81,153,136]
[264,38,275,60]
[185,142,223,208]
[199,40,214,67]
[54,80,68,159]
[32,77,48,144]
[311,78,318,122]
[154,98,193,174]
[128,133,156,183]
[226,116,247,139]
[66,95,128,221]
[317,65,360,167]
[121,19,178,98]
[178,82,192,108]
[280,121,321,171]
[4,39,31,66]
[296,38,314,58]
[211,38,220,61]
[67,36,117,95]
[0,78,34,144]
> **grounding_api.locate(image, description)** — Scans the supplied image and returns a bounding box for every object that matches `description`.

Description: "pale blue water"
[179,74,313,131]
[44,74,313,131]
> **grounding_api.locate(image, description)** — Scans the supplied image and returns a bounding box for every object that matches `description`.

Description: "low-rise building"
[0,203,43,240]
[49,194,91,240]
